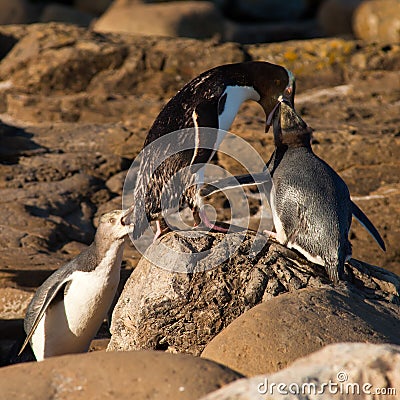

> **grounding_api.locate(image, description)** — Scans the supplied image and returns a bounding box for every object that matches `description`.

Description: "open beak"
[121,205,135,226]
[265,82,295,132]
[266,94,291,133]
[265,100,282,132]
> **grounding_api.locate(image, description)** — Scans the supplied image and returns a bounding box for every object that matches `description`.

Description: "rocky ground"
[0,22,399,398]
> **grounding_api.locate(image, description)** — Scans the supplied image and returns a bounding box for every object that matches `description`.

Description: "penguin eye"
[285,87,292,96]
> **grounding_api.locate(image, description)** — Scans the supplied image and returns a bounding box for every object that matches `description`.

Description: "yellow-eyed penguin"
[18,210,131,361]
[266,101,385,283]
[121,61,295,240]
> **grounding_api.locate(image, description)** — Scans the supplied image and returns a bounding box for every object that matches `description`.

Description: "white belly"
[270,189,287,244]
[31,258,121,360]
[287,241,325,266]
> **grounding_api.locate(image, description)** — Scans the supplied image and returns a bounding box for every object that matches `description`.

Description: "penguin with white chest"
[265,101,386,283]
[122,61,295,240]
[18,210,131,361]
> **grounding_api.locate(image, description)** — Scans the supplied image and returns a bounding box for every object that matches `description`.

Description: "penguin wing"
[131,100,220,239]
[351,200,386,251]
[200,172,270,197]
[18,273,72,356]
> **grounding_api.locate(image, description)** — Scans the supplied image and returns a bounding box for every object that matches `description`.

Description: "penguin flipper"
[200,172,270,197]
[18,279,71,356]
[351,201,386,251]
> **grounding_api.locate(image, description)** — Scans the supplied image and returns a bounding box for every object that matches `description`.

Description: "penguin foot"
[199,208,228,233]
[153,220,171,242]
[262,229,277,239]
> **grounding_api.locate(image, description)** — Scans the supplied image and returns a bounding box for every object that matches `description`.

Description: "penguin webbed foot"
[262,229,277,239]
[198,208,229,233]
[326,267,340,286]
[153,219,171,242]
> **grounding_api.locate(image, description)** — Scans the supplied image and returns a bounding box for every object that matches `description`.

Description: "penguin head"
[272,100,312,148]
[96,210,131,241]
[241,62,295,132]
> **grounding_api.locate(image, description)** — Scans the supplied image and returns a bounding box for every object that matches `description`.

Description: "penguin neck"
[93,235,126,272]
[274,130,312,150]
[218,85,260,131]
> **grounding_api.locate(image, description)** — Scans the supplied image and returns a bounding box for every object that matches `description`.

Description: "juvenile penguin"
[19,210,131,361]
[265,101,385,283]
[122,61,295,240]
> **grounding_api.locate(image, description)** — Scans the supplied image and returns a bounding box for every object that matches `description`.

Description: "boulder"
[201,286,400,376]
[108,229,399,357]
[0,350,243,399]
[353,0,400,43]
[93,1,225,39]
[200,342,400,399]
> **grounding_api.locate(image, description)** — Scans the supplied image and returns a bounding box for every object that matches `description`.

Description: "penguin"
[121,61,295,241]
[264,100,385,283]
[18,210,131,361]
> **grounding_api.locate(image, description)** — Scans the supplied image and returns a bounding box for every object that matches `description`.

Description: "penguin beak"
[121,205,135,226]
[265,98,283,132]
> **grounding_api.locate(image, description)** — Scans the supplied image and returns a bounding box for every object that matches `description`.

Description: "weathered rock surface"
[200,342,400,399]
[0,23,399,368]
[0,350,243,399]
[353,0,400,43]
[201,285,400,376]
[108,230,400,356]
[0,287,32,319]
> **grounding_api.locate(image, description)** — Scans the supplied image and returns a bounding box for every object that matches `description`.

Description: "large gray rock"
[200,342,400,399]
[353,0,400,43]
[93,1,225,39]
[0,350,243,400]
[201,285,400,376]
[108,230,399,356]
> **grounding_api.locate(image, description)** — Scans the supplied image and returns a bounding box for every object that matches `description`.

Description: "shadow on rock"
[0,122,46,164]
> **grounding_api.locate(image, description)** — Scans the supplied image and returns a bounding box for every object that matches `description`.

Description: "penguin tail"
[351,201,386,251]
